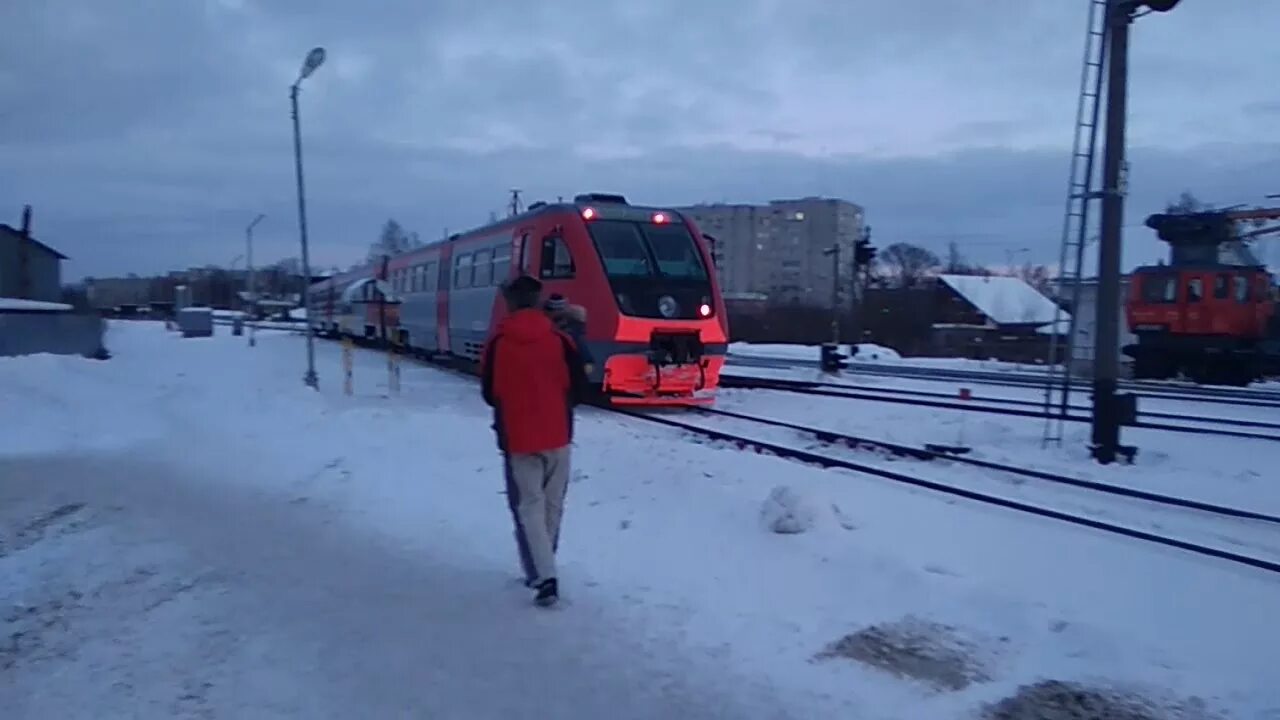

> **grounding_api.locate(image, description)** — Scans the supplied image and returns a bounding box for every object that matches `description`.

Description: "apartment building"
[676,197,865,305]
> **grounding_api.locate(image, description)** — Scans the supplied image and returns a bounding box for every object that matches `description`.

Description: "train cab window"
[1186,278,1203,302]
[539,236,576,279]
[453,253,473,288]
[492,245,512,285]
[517,233,532,274]
[1140,274,1177,303]
[1214,274,1230,300]
[1235,275,1250,302]
[473,249,493,287]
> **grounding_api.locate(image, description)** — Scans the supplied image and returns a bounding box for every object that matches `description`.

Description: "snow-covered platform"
[2,321,1277,718]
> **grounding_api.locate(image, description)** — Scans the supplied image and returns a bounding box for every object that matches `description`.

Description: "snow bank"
[0,297,73,311]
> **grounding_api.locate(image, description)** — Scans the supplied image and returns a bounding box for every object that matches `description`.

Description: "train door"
[1181,272,1209,335]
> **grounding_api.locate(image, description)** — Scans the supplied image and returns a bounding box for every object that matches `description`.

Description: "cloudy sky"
[2,0,1278,280]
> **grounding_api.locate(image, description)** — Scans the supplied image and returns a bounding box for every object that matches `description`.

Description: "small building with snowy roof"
[925,274,1070,362]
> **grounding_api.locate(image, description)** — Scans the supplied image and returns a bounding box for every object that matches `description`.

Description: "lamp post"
[1091,0,1181,464]
[246,213,265,347]
[291,47,325,389]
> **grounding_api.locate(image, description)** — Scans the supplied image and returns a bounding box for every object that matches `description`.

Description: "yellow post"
[342,337,354,396]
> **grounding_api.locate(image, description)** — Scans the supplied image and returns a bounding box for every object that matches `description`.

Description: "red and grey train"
[307,193,729,405]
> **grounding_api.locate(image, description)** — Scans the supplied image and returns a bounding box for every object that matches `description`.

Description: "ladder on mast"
[1042,0,1109,447]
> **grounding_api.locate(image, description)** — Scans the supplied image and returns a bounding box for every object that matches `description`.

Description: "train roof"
[309,193,696,288]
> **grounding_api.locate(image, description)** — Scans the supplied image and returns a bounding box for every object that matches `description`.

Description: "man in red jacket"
[481,275,587,607]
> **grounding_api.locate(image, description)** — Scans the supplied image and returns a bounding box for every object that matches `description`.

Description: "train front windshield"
[586,219,713,320]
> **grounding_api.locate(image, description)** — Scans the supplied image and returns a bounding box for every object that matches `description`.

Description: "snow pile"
[816,616,994,692]
[981,679,1226,720]
[851,343,901,361]
[759,485,818,534]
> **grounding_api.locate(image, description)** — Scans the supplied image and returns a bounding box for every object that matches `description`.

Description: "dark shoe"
[534,578,558,607]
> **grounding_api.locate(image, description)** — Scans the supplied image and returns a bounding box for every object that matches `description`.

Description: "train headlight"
[699,303,712,318]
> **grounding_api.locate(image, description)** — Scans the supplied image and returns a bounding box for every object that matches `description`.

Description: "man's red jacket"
[481,309,588,455]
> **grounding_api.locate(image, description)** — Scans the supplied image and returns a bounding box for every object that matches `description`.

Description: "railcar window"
[1186,278,1203,302]
[1139,274,1177,303]
[539,236,576,279]
[1235,275,1250,302]
[426,261,437,291]
[1214,274,1230,300]
[453,253,473,288]
[493,245,512,285]
[473,249,493,287]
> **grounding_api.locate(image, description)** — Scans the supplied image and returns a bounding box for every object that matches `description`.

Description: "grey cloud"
[1,0,1278,280]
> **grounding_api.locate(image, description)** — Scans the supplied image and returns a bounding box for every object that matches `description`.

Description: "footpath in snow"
[2,321,1278,719]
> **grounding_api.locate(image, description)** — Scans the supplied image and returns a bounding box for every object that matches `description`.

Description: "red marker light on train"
[699,303,712,317]
[652,213,667,224]
[582,207,596,220]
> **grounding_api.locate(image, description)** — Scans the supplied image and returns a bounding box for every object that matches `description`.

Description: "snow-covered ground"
[3,321,1279,718]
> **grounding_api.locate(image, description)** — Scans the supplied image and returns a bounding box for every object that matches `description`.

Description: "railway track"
[727,354,1280,408]
[721,374,1280,443]
[613,407,1280,576]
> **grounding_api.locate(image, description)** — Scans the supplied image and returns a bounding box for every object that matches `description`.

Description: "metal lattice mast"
[1042,0,1109,447]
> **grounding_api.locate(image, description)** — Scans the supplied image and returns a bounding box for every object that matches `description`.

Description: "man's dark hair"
[502,275,542,310]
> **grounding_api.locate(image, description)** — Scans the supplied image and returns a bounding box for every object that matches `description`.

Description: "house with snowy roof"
[927,274,1071,361]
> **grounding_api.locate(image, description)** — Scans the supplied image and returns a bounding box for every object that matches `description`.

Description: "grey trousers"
[504,446,571,583]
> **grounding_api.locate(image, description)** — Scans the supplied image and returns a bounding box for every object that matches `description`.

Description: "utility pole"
[508,189,523,217]
[17,205,32,299]
[1092,0,1134,464]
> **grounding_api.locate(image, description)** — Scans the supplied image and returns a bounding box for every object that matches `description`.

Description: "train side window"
[1214,274,1230,300]
[1186,277,1203,302]
[473,248,493,287]
[425,261,437,292]
[1235,275,1250,302]
[453,253,473,289]
[540,235,575,279]
[493,245,512,285]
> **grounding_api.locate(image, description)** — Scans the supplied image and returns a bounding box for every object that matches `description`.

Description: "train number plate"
[1134,324,1166,332]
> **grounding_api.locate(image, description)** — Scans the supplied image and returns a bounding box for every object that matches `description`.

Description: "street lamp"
[290,46,325,389]
[246,213,265,347]
[1090,0,1181,464]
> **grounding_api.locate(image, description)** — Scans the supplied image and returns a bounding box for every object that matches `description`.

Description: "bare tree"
[880,242,941,287]
[367,219,412,262]
[1165,190,1207,214]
